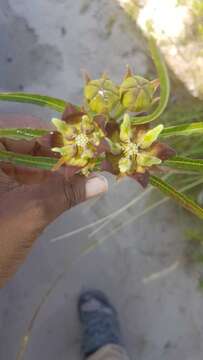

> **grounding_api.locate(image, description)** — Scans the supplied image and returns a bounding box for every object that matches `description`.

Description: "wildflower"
[106,114,175,187]
[51,114,106,175]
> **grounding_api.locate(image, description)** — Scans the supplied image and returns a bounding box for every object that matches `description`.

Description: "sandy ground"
[0,1,203,360]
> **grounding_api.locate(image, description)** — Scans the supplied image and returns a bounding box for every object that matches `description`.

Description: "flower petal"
[95,138,111,154]
[150,142,176,160]
[81,115,95,134]
[94,114,107,134]
[62,103,85,123]
[120,113,132,142]
[119,157,132,173]
[105,122,119,137]
[52,118,68,134]
[130,171,149,188]
[52,144,77,158]
[137,153,162,167]
[65,157,88,168]
[139,124,164,149]
[90,132,102,147]
[106,138,122,155]
[81,147,94,159]
[38,131,63,149]
[65,126,77,140]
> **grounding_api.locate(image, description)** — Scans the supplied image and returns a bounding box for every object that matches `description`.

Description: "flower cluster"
[50,72,175,187]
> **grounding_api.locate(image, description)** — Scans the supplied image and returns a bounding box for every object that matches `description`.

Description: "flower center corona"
[75,134,89,147]
[123,142,138,158]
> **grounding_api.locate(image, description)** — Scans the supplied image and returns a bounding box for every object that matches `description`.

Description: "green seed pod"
[84,78,120,114]
[120,75,158,113]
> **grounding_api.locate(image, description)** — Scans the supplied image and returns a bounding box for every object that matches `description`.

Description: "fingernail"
[86,175,108,199]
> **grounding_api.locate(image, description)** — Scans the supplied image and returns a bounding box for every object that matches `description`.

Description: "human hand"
[0,114,108,287]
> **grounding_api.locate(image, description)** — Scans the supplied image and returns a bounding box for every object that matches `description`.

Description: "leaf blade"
[0,128,50,141]
[150,175,203,219]
[131,37,170,125]
[160,122,203,138]
[164,157,203,173]
[0,93,67,112]
[0,150,57,170]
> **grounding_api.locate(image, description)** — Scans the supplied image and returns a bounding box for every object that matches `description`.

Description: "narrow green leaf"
[164,157,203,173]
[160,122,203,138]
[0,128,50,141]
[131,37,170,125]
[0,93,67,112]
[150,175,203,220]
[0,150,57,170]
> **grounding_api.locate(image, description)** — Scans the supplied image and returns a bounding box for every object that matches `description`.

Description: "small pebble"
[6,57,13,63]
[61,27,67,36]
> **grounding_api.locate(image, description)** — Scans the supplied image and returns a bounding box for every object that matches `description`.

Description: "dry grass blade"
[16,272,64,360]
[88,186,153,238]
[85,177,203,252]
[50,173,185,243]
[50,186,153,243]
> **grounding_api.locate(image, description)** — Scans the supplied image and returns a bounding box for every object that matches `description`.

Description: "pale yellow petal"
[120,113,132,143]
[52,145,76,158]
[51,118,68,134]
[139,124,164,149]
[137,153,162,167]
[81,115,94,134]
[119,157,132,173]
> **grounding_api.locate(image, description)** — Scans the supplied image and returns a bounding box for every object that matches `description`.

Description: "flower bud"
[84,78,120,114]
[120,76,159,112]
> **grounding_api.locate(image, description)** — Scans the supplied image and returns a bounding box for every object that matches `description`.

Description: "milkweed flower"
[106,114,175,187]
[51,113,106,175]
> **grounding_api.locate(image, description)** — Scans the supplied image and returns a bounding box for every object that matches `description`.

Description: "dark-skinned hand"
[0,114,108,288]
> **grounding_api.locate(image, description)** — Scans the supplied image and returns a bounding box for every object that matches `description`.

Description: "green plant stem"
[131,37,170,125]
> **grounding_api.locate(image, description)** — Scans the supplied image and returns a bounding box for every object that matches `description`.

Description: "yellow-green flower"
[106,114,175,187]
[51,114,105,175]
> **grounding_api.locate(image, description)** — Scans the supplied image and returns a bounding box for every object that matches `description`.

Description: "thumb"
[32,173,108,226]
[64,174,109,206]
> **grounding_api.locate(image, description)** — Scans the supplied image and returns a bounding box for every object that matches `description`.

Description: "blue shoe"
[78,290,123,358]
